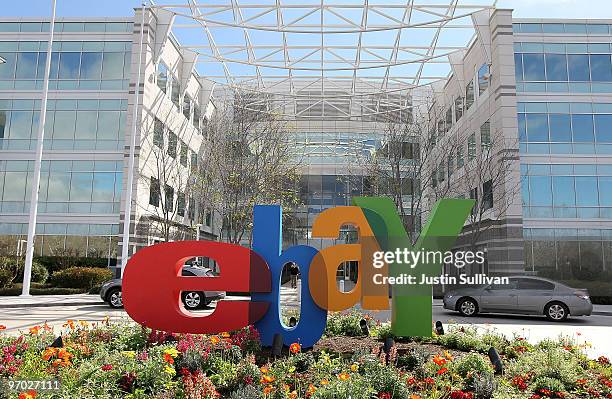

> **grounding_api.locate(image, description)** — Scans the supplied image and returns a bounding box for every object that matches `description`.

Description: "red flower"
[101,364,113,371]
[289,342,301,354]
[378,393,391,399]
[437,367,449,375]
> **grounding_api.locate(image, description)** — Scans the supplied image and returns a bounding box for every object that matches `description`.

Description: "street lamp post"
[21,0,56,296]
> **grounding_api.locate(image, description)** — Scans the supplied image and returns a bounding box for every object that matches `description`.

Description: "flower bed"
[0,313,610,399]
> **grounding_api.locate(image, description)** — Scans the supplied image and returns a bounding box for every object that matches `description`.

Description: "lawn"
[0,311,611,399]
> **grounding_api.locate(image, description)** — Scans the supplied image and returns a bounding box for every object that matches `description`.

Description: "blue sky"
[2,0,612,19]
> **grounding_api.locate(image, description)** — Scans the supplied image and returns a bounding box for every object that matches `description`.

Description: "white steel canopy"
[151,0,496,118]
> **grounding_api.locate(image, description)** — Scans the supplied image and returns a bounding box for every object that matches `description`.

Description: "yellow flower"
[289,366,296,373]
[260,366,269,374]
[320,379,329,385]
[444,350,454,361]
[29,326,41,335]
[163,348,179,358]
[288,391,297,399]
[350,364,359,372]
[221,331,231,338]
[210,335,221,345]
[121,351,136,358]
[163,365,175,375]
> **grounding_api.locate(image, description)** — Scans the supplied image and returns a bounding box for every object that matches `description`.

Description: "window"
[431,169,437,189]
[595,114,612,142]
[526,114,549,142]
[478,64,490,94]
[447,155,454,179]
[553,176,575,207]
[514,54,523,82]
[188,197,195,220]
[182,96,192,120]
[571,114,594,142]
[480,121,491,151]
[469,187,478,215]
[177,192,185,217]
[164,184,174,212]
[568,54,590,81]
[438,162,445,183]
[157,62,168,93]
[590,54,612,82]
[517,278,554,290]
[167,131,177,158]
[190,151,198,171]
[467,133,476,161]
[205,209,212,227]
[58,52,81,79]
[454,97,464,121]
[445,107,453,131]
[171,76,180,108]
[530,176,552,206]
[456,147,464,168]
[149,177,160,206]
[522,54,545,81]
[465,80,474,110]
[180,141,188,167]
[549,114,571,142]
[153,118,164,148]
[575,177,598,206]
[544,54,568,81]
[401,142,416,159]
[483,180,493,210]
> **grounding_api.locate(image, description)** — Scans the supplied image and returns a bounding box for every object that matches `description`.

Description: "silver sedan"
[443,276,592,321]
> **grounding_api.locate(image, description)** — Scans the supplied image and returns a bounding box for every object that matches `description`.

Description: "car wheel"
[182,291,204,310]
[106,288,123,309]
[545,302,569,321]
[457,298,479,317]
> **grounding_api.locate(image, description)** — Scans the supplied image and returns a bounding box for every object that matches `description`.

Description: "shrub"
[0,269,11,289]
[0,286,85,296]
[455,353,493,379]
[505,348,583,390]
[397,347,429,371]
[229,384,262,399]
[533,376,565,394]
[467,371,496,399]
[325,311,372,337]
[34,255,111,273]
[49,267,112,289]
[0,257,48,284]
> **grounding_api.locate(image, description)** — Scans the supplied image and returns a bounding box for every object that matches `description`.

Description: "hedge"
[34,256,112,274]
[0,269,11,289]
[0,257,48,284]
[0,285,85,296]
[49,267,113,290]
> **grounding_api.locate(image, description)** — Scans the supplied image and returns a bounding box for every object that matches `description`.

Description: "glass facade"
[515,42,612,93]
[517,102,612,154]
[0,41,132,90]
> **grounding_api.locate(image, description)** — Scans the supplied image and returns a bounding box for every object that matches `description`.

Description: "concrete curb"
[0,300,104,309]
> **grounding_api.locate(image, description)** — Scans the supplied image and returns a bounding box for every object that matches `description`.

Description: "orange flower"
[320,379,329,385]
[42,347,57,361]
[289,342,301,354]
[410,395,422,399]
[288,391,298,399]
[260,366,269,374]
[163,353,175,364]
[221,331,231,338]
[63,320,75,330]
[51,359,62,367]
[306,384,317,395]
[29,326,41,335]
[338,372,350,381]
[78,320,89,328]
[18,391,37,399]
[437,367,449,375]
[432,355,447,366]
[58,348,72,360]
[263,385,273,395]
[210,335,221,345]
[262,375,275,383]
[444,350,454,361]
[0,325,6,330]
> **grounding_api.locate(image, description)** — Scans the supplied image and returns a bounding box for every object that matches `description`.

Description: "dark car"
[100,266,225,310]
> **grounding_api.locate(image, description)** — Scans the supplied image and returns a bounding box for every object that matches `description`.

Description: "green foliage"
[325,311,372,337]
[454,353,494,378]
[49,266,113,289]
[0,285,85,296]
[0,269,11,289]
[34,255,111,273]
[229,384,263,399]
[506,347,584,390]
[0,257,48,284]
[466,371,496,399]
[396,347,429,371]
[533,376,566,393]
[372,322,395,340]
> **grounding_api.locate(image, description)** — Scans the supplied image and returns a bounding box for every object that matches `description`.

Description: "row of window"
[0,46,131,90]
[522,163,612,176]
[515,53,612,82]
[0,223,119,236]
[0,21,132,33]
[0,41,132,53]
[522,175,612,208]
[0,161,123,215]
[156,62,207,134]
[515,42,612,55]
[518,112,612,143]
[148,177,211,226]
[512,23,612,35]
[152,118,199,170]
[0,108,126,151]
[0,233,118,262]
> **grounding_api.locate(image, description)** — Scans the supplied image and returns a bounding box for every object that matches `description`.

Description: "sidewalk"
[1,288,611,316]
[0,294,103,308]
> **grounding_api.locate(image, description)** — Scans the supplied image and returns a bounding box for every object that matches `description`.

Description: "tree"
[196,95,301,245]
[362,101,460,245]
[138,111,201,243]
